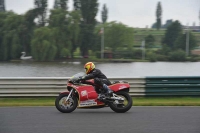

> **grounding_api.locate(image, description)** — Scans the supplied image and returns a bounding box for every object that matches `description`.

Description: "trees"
[69,11,81,58]
[79,0,99,57]
[49,9,70,58]
[20,9,38,55]
[0,12,24,61]
[175,32,197,53]
[31,27,57,61]
[101,4,108,24]
[163,20,197,53]
[161,20,197,59]
[163,20,182,48]
[49,9,80,59]
[0,12,7,60]
[199,9,200,28]
[0,0,5,12]
[73,0,81,10]
[145,35,155,48]
[54,0,59,9]
[152,19,173,29]
[168,49,186,61]
[54,0,68,10]
[94,22,134,53]
[156,2,162,30]
[162,19,173,28]
[60,0,68,10]
[0,0,82,61]
[34,0,48,27]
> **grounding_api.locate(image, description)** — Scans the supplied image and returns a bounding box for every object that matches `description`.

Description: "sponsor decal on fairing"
[81,90,88,97]
[79,99,97,107]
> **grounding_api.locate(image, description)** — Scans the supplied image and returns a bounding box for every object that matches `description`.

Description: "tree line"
[0,0,198,62]
[146,20,198,62]
[145,2,198,61]
[0,0,134,61]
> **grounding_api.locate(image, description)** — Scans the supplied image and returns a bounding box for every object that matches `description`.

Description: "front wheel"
[55,93,78,113]
[109,91,132,113]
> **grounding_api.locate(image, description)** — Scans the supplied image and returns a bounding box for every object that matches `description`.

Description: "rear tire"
[109,91,132,113]
[55,93,78,113]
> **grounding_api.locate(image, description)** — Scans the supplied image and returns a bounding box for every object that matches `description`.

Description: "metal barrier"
[145,76,200,96]
[0,76,200,97]
[0,77,145,97]
[0,77,68,97]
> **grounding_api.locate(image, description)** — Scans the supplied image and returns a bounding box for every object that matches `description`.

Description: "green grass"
[0,97,200,107]
[0,97,55,106]
[133,97,200,106]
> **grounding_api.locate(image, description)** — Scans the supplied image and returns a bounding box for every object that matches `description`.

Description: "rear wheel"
[55,93,78,113]
[109,91,132,113]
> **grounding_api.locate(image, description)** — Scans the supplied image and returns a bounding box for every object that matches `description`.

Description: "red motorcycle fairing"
[65,80,130,108]
[109,83,130,92]
[67,83,105,108]
[79,79,130,92]
[84,79,131,92]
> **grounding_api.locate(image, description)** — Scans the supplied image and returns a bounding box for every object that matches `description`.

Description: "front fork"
[65,89,74,101]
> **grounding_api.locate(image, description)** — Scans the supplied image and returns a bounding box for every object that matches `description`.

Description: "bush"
[189,55,200,62]
[168,49,186,61]
[146,51,157,62]
[132,49,142,59]
[95,51,101,59]
[60,48,70,58]
[155,54,168,61]
[73,48,81,57]
[113,49,134,59]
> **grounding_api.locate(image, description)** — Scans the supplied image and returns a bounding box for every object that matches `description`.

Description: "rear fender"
[109,83,130,92]
[116,88,130,93]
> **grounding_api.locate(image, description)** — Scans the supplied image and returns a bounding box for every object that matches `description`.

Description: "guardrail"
[0,76,200,97]
[145,76,200,96]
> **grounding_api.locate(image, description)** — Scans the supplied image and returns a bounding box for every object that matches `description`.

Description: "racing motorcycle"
[55,72,132,113]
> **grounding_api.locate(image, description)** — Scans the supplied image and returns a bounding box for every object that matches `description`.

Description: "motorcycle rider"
[79,62,113,97]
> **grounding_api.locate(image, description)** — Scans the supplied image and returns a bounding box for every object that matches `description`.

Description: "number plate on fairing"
[79,99,97,107]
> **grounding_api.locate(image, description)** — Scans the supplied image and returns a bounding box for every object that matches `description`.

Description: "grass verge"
[1,97,200,107]
[0,97,55,107]
[133,97,200,106]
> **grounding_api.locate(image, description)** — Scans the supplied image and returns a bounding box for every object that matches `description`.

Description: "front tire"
[55,93,78,113]
[109,91,132,113]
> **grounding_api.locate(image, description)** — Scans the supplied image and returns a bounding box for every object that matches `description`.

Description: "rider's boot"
[97,84,113,101]
[102,84,113,96]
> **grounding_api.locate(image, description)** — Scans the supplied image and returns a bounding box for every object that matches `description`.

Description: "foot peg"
[97,94,106,101]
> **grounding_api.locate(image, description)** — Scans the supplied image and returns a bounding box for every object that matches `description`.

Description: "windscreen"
[69,72,86,83]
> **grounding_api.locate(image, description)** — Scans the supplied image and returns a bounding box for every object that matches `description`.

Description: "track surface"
[0,107,200,133]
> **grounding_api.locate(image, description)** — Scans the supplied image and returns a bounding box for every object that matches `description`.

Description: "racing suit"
[82,68,112,94]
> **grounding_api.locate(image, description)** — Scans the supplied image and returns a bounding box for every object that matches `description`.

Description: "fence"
[145,76,200,96]
[0,76,200,97]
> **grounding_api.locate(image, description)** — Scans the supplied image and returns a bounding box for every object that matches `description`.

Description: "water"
[0,61,200,77]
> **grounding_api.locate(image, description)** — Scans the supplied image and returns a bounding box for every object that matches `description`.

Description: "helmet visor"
[85,68,88,73]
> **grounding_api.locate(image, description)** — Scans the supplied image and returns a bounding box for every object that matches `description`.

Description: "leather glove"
[77,76,85,83]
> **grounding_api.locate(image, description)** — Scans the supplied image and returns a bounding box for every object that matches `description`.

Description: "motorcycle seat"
[112,80,128,84]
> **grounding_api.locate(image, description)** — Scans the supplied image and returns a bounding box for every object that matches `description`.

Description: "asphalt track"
[0,106,200,133]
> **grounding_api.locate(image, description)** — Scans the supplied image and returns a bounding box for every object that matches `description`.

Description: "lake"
[0,61,199,77]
